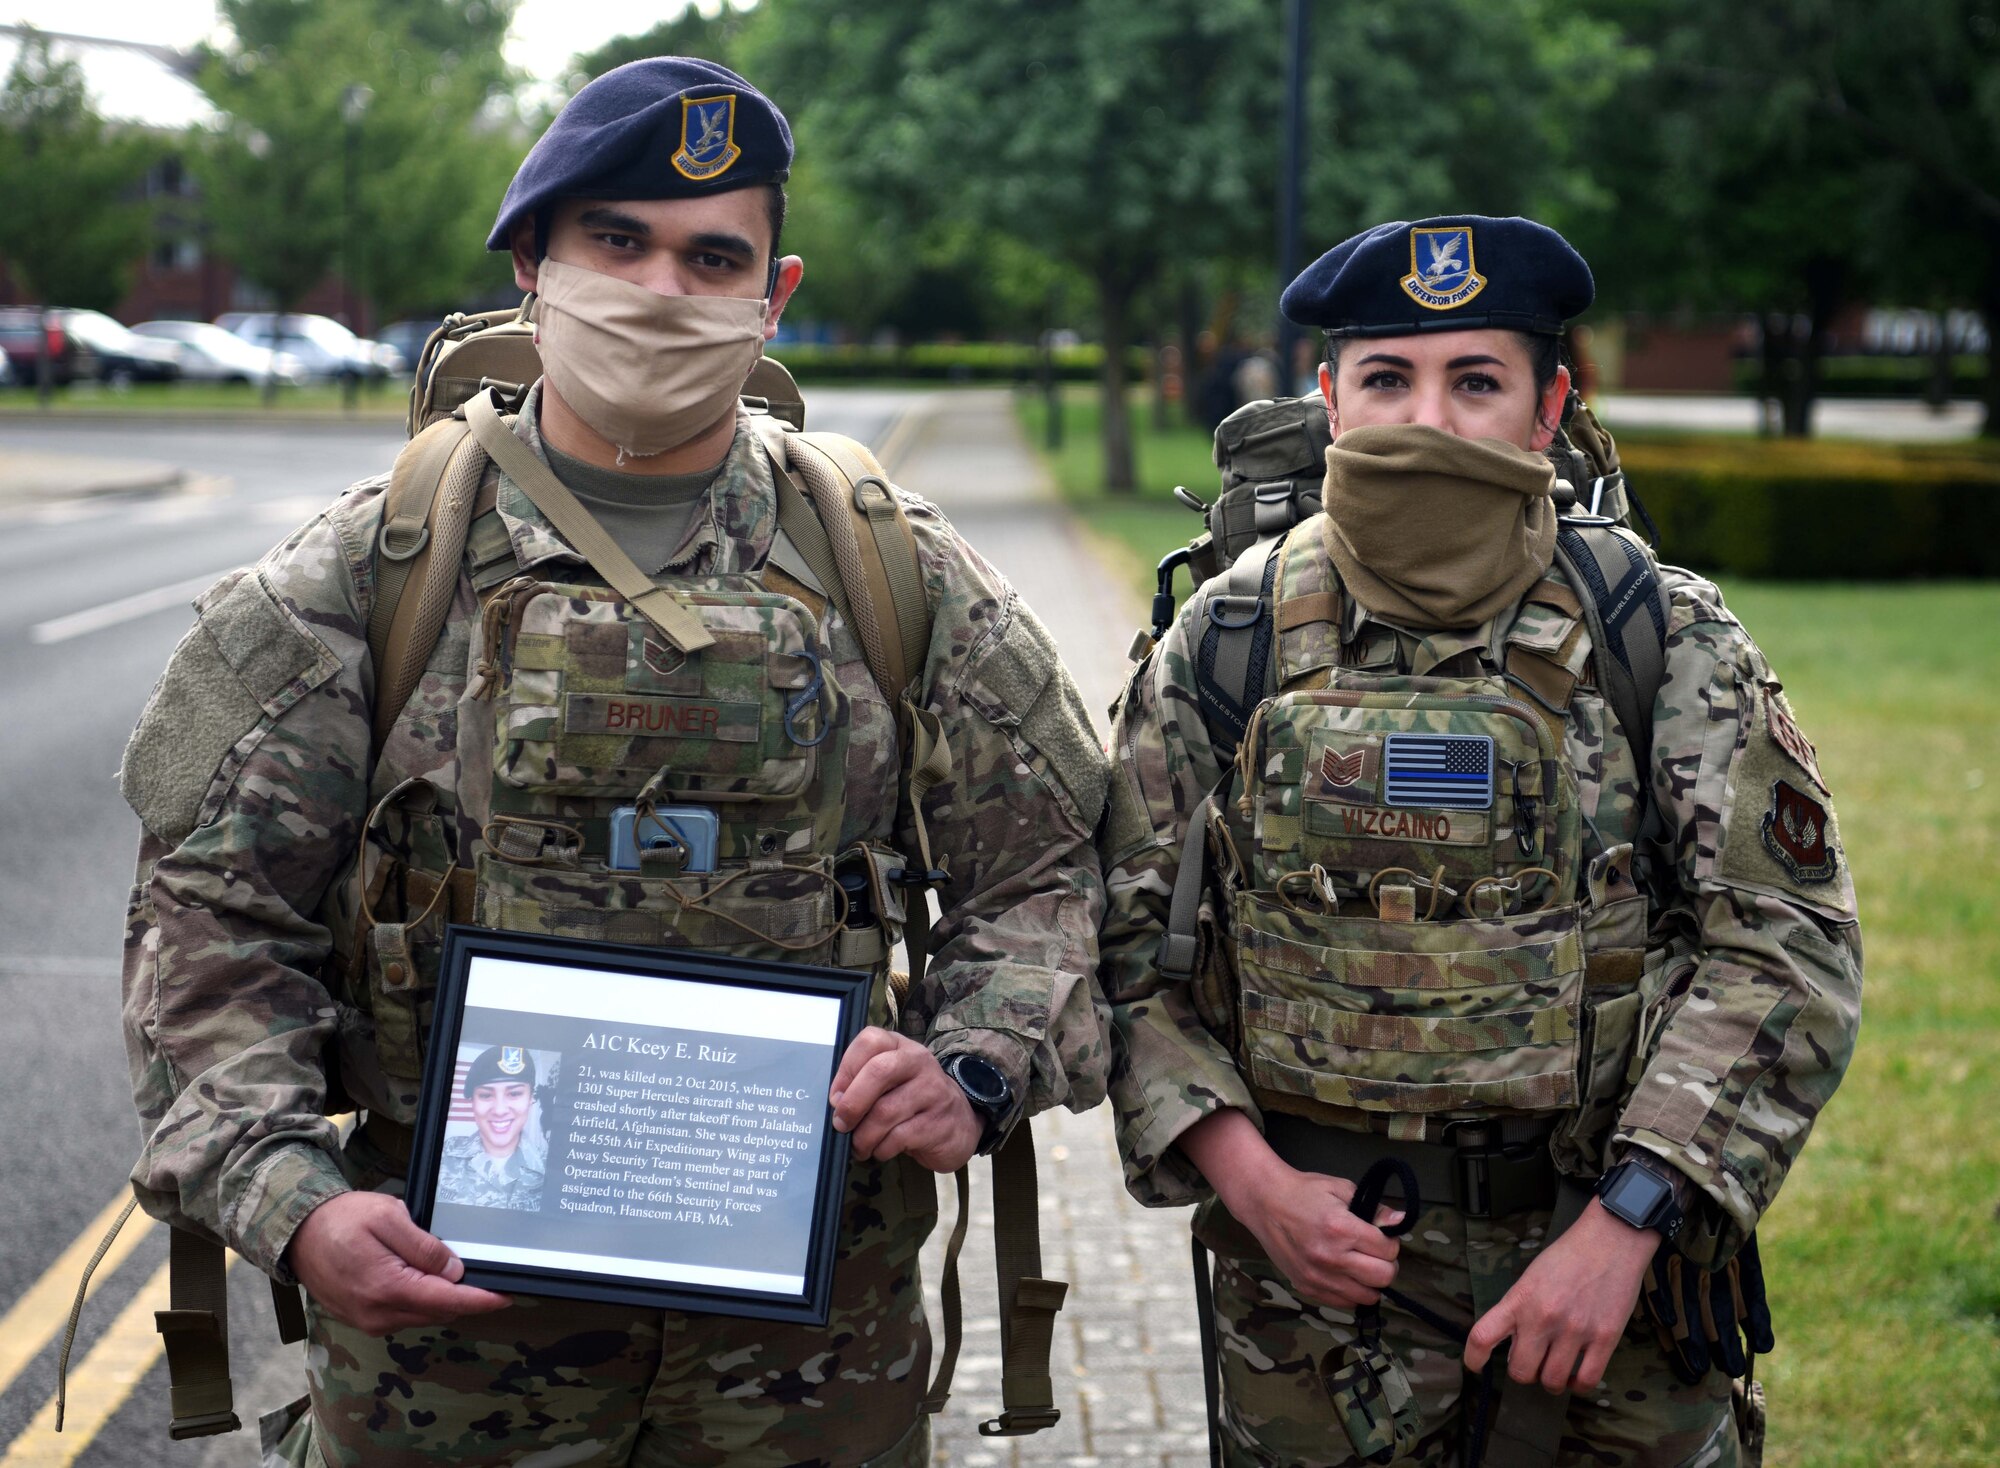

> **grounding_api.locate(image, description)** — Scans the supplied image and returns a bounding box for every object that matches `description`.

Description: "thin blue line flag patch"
[1383,733,1495,809]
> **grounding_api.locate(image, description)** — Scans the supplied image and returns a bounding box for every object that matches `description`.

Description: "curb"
[0,410,403,431]
[0,456,188,504]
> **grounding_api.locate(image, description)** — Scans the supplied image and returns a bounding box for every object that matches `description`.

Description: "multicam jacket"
[434,1135,545,1213]
[119,390,1110,1277]
[1100,515,1861,1263]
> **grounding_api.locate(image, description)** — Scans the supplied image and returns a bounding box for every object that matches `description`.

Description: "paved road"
[0,392,1211,1465]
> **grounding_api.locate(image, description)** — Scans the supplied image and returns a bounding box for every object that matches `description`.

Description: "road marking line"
[28,569,238,645]
[874,396,936,475]
[0,1193,155,1401]
[0,1257,172,1467]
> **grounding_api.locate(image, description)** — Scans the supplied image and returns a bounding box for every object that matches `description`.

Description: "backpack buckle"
[1208,595,1266,630]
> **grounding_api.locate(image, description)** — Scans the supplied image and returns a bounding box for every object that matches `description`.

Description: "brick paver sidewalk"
[893,391,1212,1466]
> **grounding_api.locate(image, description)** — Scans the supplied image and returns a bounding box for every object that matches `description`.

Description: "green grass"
[1023,385,2000,1466]
[0,380,405,415]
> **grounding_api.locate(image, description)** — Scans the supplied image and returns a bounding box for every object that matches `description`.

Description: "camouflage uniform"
[434,1135,544,1213]
[119,387,1110,1466]
[1099,512,1861,1466]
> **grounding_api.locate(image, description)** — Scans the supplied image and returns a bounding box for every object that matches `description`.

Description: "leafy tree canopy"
[0,28,159,313]
[196,0,526,321]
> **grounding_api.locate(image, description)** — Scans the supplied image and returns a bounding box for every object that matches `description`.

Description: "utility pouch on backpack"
[1202,396,1333,580]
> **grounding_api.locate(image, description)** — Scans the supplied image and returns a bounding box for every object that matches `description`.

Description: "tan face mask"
[1321,422,1558,630]
[534,258,768,462]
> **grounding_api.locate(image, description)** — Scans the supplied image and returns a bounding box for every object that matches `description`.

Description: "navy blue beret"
[463,1045,536,1097]
[1280,215,1593,337]
[488,57,793,250]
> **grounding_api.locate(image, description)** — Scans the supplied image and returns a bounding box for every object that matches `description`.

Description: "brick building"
[0,24,361,328]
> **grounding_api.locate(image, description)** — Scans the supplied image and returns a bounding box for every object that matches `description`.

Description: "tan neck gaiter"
[1322,423,1558,630]
[534,259,767,463]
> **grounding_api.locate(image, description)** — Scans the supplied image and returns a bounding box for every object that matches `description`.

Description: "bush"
[1728,354,1987,399]
[1620,435,2000,578]
[778,341,1150,384]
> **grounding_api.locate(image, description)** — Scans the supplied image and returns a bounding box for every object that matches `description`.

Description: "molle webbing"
[1194,542,1282,768]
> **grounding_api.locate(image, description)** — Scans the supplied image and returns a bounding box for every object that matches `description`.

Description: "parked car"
[378,318,443,375]
[0,306,97,386]
[216,312,390,381]
[133,320,302,385]
[56,310,184,384]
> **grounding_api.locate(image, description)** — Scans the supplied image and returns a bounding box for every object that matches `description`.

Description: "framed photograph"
[405,925,872,1326]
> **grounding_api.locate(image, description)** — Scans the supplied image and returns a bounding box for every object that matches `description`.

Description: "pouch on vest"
[475,574,852,967]
[1229,674,1587,1128]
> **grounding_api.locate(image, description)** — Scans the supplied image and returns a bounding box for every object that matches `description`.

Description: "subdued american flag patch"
[1383,734,1494,809]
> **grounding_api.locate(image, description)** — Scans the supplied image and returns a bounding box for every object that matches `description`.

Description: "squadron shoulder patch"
[1400,226,1487,311]
[1760,779,1837,884]
[671,94,742,182]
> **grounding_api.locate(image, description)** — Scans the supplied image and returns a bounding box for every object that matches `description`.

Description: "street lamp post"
[340,84,372,412]
[1275,0,1310,395]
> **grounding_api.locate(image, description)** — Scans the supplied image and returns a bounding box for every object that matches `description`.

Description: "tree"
[194,0,524,396]
[570,2,757,89]
[0,28,158,399]
[755,0,1272,492]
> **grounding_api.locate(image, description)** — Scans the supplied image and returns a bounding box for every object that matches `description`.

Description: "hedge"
[777,341,1150,384]
[1618,435,2000,578]
[1728,354,1987,399]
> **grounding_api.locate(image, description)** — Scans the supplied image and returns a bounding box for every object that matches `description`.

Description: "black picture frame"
[405,924,871,1326]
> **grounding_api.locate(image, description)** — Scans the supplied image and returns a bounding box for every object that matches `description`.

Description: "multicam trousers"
[266,1154,939,1468]
[1208,1199,1740,1468]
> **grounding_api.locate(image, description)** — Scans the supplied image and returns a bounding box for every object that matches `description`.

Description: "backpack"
[1143,392,1671,789]
[72,301,1068,1445]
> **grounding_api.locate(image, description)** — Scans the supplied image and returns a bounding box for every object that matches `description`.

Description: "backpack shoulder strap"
[1191,537,1283,770]
[1551,521,1671,767]
[752,420,1072,1438]
[367,416,490,750]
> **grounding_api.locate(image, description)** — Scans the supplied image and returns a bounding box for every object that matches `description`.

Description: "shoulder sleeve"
[891,496,1111,1122]
[1099,599,1261,1208]
[1613,571,1863,1263]
[120,481,386,1276]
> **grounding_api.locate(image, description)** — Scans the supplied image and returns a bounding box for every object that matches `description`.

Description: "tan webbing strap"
[782,432,906,697]
[920,1166,973,1414]
[1158,795,1216,981]
[770,469,857,633]
[1274,590,1341,632]
[1481,1178,1594,1468]
[463,390,715,655]
[154,1228,242,1439]
[370,422,485,749]
[801,430,929,693]
[367,416,464,669]
[55,1196,139,1432]
[979,1120,1068,1436]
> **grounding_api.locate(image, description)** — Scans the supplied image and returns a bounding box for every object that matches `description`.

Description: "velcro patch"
[563,694,758,742]
[1761,779,1837,883]
[1303,733,1379,806]
[1383,733,1494,810]
[1307,802,1490,847]
[1761,682,1824,789]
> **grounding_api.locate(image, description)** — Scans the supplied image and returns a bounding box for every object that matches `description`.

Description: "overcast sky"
[2,0,703,88]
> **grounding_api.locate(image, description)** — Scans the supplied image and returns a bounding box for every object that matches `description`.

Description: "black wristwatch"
[940,1052,1015,1156]
[1596,1158,1686,1240]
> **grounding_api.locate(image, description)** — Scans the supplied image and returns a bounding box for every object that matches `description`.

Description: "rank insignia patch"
[1400,226,1488,311]
[1322,746,1366,788]
[499,1046,526,1075]
[1761,779,1837,883]
[672,94,741,181]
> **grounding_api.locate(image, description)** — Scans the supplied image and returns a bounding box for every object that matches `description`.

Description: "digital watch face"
[1602,1165,1676,1232]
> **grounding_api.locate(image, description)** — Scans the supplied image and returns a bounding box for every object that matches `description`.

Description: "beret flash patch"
[673,94,741,181]
[1761,779,1838,884]
[1400,225,1487,311]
